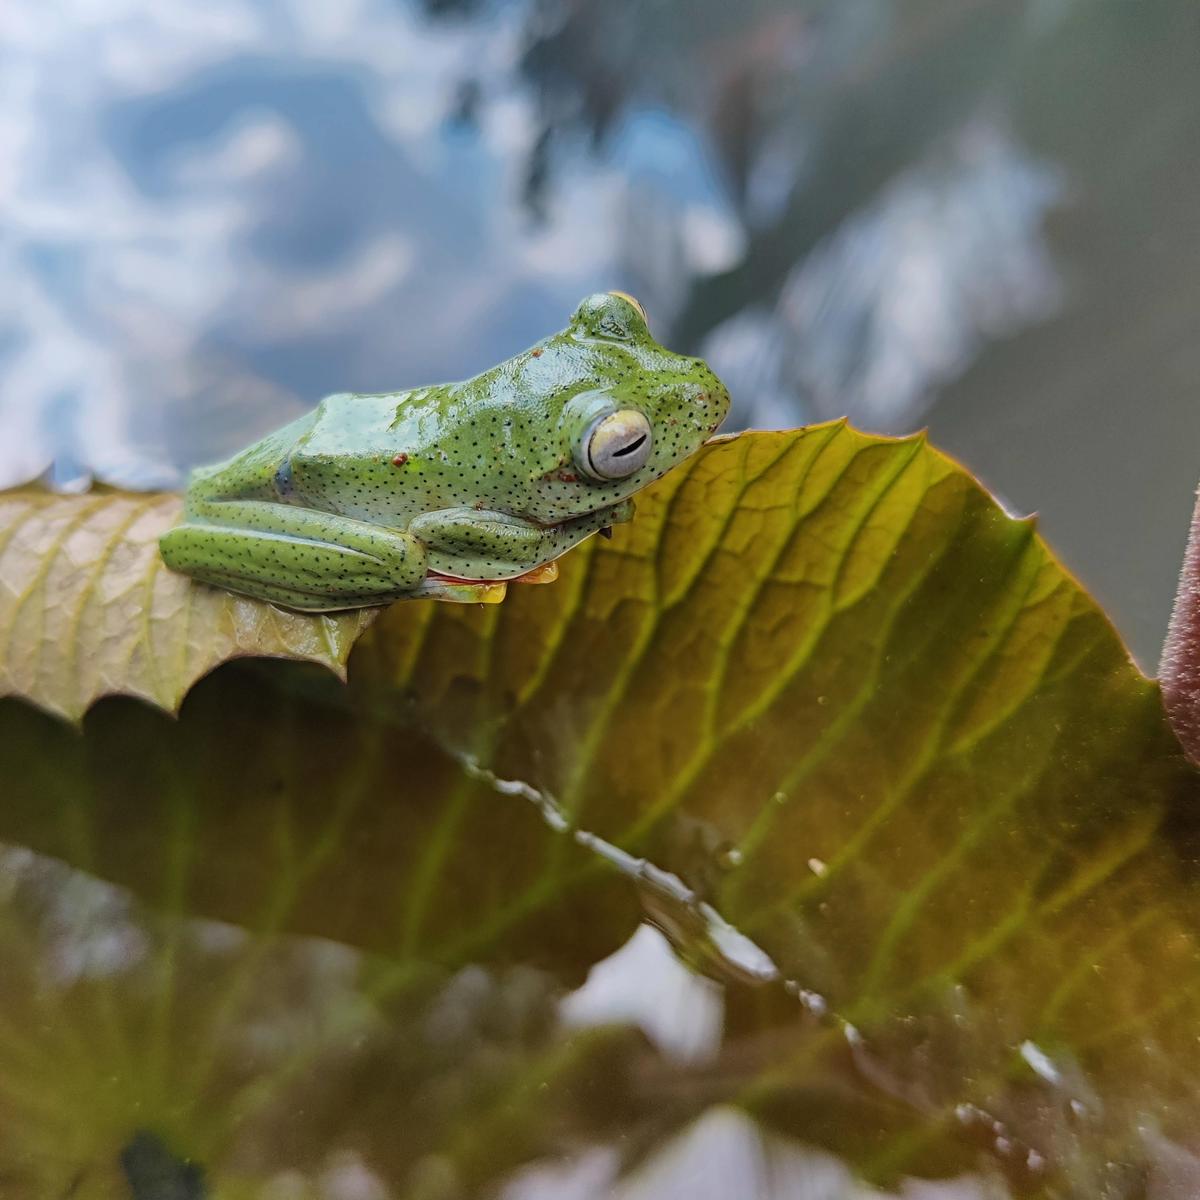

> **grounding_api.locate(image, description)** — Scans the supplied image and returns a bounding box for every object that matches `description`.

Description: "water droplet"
[798,988,826,1017]
[1020,1039,1063,1086]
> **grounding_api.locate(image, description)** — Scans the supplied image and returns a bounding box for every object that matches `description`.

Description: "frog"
[159,291,731,611]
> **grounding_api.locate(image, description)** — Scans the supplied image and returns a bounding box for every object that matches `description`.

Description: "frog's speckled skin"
[159,292,730,611]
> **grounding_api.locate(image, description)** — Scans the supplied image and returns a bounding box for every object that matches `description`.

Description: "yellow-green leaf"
[1,423,1197,1196]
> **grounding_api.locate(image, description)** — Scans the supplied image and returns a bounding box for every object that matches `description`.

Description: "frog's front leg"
[160,499,429,612]
[409,501,633,583]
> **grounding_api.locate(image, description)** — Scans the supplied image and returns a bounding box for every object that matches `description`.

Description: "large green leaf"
[1,424,1196,1197]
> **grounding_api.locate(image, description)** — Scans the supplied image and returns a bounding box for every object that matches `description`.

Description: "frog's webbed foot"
[410,577,509,604]
[408,561,560,604]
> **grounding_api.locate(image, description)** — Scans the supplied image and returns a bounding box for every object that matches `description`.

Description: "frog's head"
[519,291,730,523]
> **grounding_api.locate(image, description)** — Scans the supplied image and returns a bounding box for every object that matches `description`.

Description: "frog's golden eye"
[582,410,652,480]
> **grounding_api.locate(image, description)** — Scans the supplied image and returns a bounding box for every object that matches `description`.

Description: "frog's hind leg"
[159,499,428,612]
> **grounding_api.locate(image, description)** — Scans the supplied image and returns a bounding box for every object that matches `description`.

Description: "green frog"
[159,292,730,610]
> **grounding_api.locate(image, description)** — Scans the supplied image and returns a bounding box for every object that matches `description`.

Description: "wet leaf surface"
[1,425,1197,1197]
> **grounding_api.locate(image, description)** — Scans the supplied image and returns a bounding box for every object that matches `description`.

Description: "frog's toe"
[414,575,509,604]
[511,562,559,584]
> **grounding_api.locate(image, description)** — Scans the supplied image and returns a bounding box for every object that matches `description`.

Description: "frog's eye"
[581,410,653,480]
[572,291,650,342]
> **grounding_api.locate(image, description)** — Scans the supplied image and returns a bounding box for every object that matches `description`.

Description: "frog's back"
[292,385,469,526]
[194,380,515,527]
[307,383,490,449]
[187,391,405,505]
[301,390,409,455]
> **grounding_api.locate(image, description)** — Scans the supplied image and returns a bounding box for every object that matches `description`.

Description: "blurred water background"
[2,0,1198,664]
